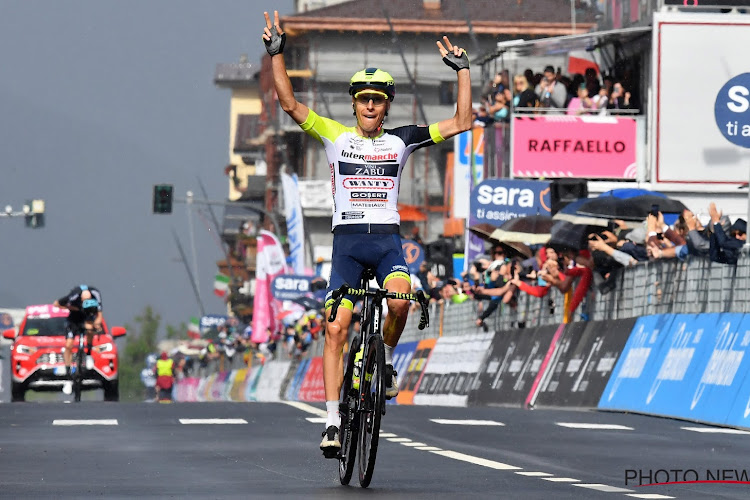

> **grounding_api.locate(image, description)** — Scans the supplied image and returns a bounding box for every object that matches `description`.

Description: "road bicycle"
[69,324,99,402]
[327,269,429,487]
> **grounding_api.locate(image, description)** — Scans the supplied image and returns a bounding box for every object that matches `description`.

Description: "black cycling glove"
[264,26,286,56]
[443,50,470,72]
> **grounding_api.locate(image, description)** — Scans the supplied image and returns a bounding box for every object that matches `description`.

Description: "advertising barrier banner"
[255,361,292,402]
[286,359,310,401]
[298,357,325,402]
[397,338,437,405]
[535,319,635,407]
[513,116,637,179]
[174,377,200,402]
[244,364,264,402]
[469,325,559,407]
[414,332,494,407]
[229,369,248,402]
[388,341,419,406]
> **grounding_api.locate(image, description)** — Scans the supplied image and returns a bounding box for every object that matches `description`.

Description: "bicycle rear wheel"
[338,336,361,485]
[358,334,385,488]
[74,341,84,402]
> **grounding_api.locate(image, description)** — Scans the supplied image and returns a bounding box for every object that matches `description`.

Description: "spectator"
[416,261,438,295]
[608,81,635,111]
[567,83,595,115]
[512,74,539,112]
[488,91,510,123]
[708,202,746,265]
[535,65,567,112]
[591,87,610,115]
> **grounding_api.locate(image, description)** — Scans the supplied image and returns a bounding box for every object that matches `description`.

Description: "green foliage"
[118,306,183,402]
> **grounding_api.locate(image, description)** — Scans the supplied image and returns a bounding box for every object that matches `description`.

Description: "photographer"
[471,258,518,330]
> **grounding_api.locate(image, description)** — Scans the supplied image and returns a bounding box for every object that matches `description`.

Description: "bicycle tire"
[74,336,85,402]
[338,336,361,485]
[358,334,385,488]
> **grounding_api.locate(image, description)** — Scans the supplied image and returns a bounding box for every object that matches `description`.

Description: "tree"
[117,306,161,401]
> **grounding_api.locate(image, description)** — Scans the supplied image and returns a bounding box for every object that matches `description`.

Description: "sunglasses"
[354,93,388,106]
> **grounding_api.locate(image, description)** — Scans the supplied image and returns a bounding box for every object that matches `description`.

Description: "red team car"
[2,304,126,401]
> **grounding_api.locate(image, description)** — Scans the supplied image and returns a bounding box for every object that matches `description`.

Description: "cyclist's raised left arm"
[435,36,472,141]
[263,10,309,125]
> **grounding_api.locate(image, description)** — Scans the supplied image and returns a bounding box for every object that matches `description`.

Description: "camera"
[650,204,660,217]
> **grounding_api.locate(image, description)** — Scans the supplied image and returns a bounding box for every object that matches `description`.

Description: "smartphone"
[650,204,660,217]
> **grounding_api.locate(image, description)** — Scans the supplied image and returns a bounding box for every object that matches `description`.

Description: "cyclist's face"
[353,89,389,132]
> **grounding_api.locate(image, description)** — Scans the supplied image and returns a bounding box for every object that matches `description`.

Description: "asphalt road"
[1,402,750,499]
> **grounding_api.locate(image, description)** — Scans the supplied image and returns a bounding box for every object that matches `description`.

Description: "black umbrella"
[547,221,594,251]
[576,194,687,222]
[489,215,554,245]
[468,223,533,258]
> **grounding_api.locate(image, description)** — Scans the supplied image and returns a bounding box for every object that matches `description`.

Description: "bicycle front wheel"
[74,344,84,402]
[338,336,360,485]
[358,334,385,488]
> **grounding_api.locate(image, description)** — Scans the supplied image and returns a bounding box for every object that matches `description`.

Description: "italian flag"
[214,273,230,297]
[187,317,201,339]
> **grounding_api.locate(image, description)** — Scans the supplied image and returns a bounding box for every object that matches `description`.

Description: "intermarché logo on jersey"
[625,468,750,487]
[341,150,398,162]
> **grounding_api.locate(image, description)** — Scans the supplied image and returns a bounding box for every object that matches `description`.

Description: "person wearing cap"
[262,10,473,455]
[535,65,567,112]
[155,352,174,402]
[708,203,745,265]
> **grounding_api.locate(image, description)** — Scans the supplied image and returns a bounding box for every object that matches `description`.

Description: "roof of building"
[283,0,598,36]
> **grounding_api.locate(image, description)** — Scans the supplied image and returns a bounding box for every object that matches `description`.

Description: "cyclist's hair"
[349,68,395,102]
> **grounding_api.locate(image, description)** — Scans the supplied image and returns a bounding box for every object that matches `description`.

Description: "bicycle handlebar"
[327,284,430,330]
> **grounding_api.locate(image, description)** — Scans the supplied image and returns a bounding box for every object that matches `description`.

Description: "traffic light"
[153,184,174,214]
[24,199,45,229]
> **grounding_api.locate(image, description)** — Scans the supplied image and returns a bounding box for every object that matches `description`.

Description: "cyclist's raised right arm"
[263,11,309,125]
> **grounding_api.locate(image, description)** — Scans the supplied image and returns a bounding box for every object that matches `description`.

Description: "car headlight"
[94,343,114,353]
[16,345,37,355]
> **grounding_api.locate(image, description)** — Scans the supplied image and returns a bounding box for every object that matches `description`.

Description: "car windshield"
[23,317,68,336]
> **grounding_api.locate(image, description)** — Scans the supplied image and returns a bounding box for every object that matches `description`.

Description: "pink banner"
[298,357,325,402]
[251,230,290,344]
[512,116,637,179]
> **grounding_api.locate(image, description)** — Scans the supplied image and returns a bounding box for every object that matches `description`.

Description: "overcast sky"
[0,1,293,331]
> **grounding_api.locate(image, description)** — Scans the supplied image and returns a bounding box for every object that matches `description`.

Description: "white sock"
[325,400,340,428]
[384,344,394,366]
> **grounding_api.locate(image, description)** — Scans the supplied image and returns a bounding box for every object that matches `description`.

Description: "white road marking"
[429,450,522,471]
[430,419,505,426]
[542,477,580,483]
[681,426,750,434]
[626,495,676,499]
[305,417,327,424]
[53,419,118,426]
[283,401,326,418]
[556,422,633,430]
[400,442,427,447]
[515,472,553,477]
[414,446,442,451]
[574,483,634,493]
[379,432,398,438]
[386,437,412,443]
[178,419,247,425]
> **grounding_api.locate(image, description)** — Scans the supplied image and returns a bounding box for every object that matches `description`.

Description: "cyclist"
[53,284,103,380]
[262,10,471,454]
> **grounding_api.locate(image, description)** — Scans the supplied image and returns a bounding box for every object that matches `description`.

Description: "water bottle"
[352,345,363,390]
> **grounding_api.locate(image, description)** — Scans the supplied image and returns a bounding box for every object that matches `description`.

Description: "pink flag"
[251,230,290,344]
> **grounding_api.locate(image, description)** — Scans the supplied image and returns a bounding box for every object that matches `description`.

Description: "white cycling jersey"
[300,109,444,229]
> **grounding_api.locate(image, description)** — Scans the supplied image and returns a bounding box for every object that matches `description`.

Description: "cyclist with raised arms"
[262,10,472,455]
[54,284,103,380]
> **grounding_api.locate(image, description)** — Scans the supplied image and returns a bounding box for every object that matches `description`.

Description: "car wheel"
[11,381,25,402]
[103,379,119,402]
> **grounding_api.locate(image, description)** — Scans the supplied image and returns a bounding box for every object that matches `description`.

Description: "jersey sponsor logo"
[339,162,399,177]
[351,202,386,208]
[341,211,365,220]
[343,178,395,190]
[350,191,387,200]
[341,150,398,162]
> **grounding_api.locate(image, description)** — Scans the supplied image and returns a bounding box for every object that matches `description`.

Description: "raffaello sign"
[512,115,637,179]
